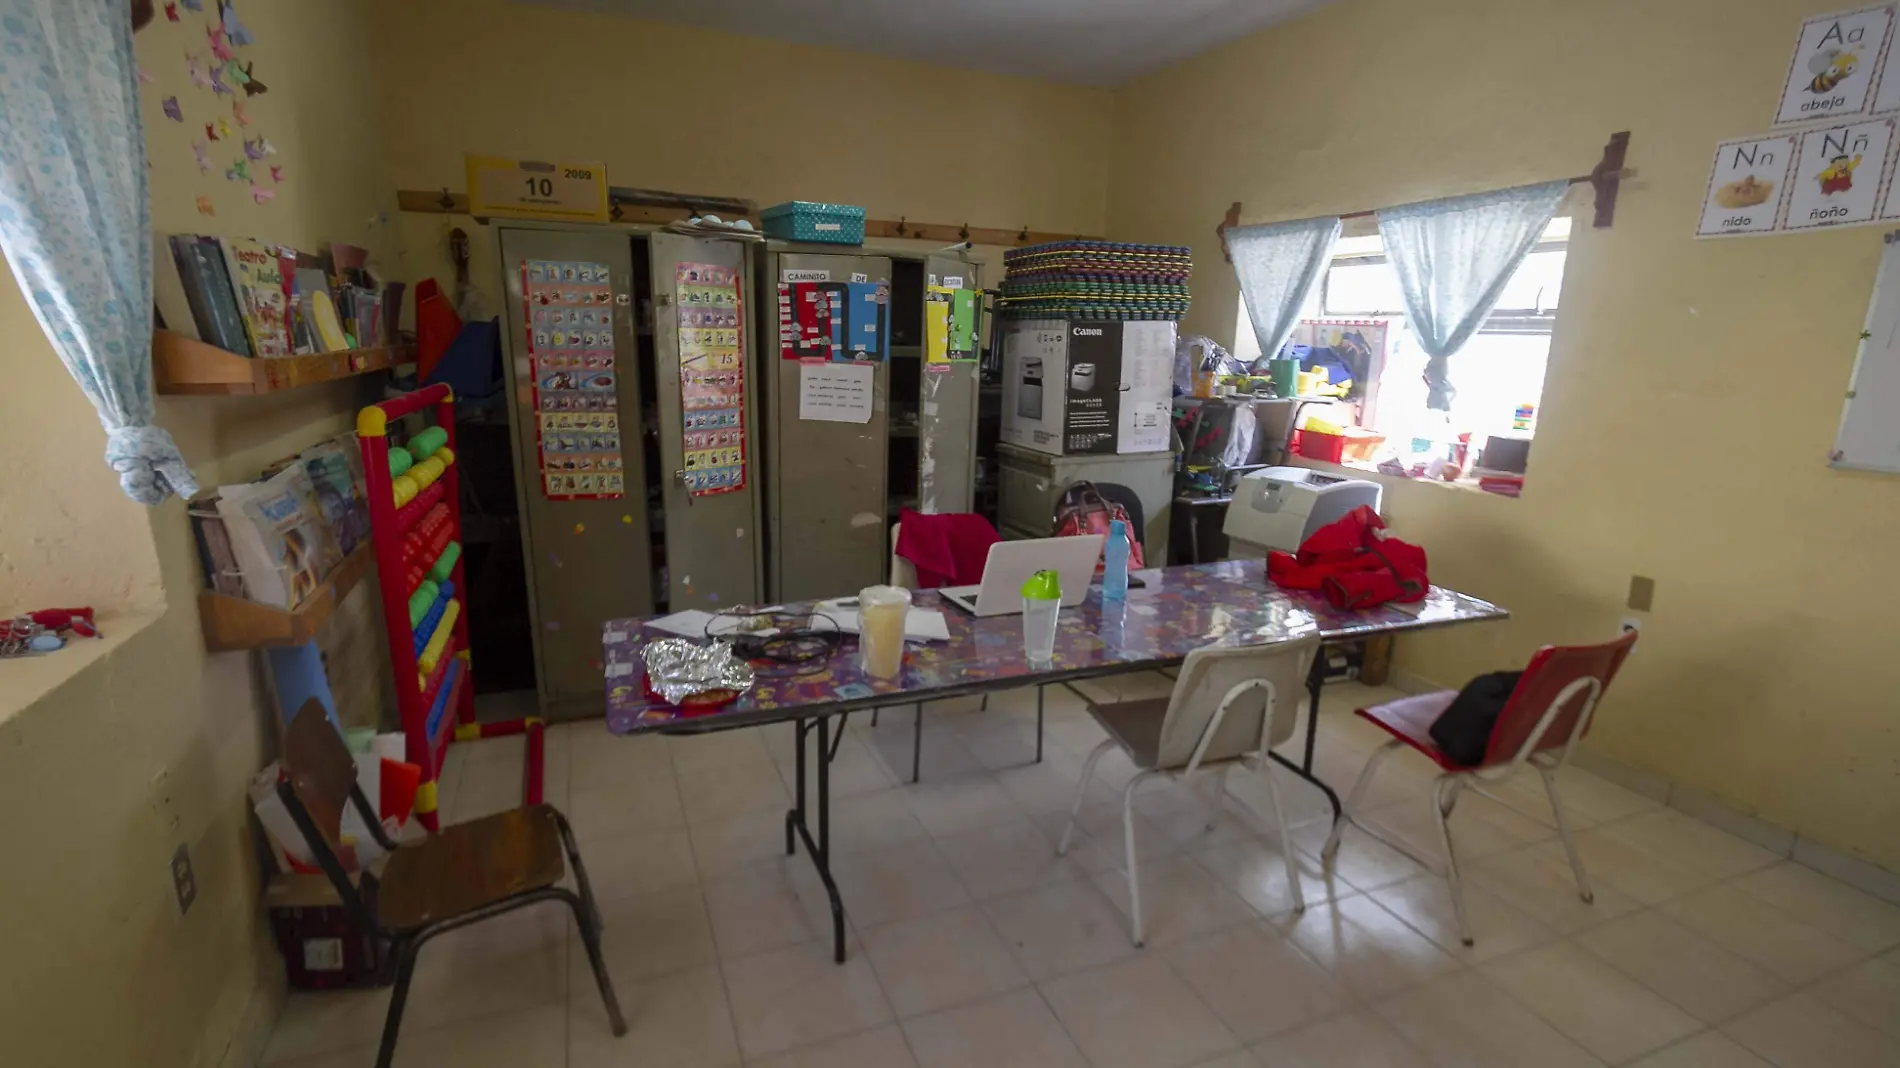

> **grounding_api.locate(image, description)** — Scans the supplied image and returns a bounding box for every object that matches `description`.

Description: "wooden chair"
[1057,635,1321,945]
[1322,631,1638,945]
[275,699,625,1068]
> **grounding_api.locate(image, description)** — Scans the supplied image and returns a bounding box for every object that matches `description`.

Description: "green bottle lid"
[1020,569,1061,601]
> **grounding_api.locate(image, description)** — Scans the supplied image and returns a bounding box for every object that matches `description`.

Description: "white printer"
[1223,466,1383,556]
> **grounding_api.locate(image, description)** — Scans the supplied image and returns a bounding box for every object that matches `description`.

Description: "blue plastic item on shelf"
[760,201,866,245]
[1103,520,1131,600]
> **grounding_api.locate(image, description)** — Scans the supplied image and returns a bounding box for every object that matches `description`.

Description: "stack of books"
[190,434,371,609]
[1000,240,1192,321]
[164,236,401,358]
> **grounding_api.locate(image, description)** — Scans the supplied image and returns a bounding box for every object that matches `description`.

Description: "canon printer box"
[1001,319,1175,456]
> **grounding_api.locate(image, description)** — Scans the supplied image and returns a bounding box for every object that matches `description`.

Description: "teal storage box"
[761,201,866,245]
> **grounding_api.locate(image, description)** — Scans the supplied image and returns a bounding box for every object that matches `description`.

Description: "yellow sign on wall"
[465,156,609,221]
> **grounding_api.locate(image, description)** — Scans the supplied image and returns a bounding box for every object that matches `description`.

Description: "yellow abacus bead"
[434,447,455,467]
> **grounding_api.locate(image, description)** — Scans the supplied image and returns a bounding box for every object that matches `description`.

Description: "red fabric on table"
[895,509,1000,590]
[1266,505,1428,610]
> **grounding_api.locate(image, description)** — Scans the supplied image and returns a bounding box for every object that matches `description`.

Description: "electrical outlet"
[171,842,196,915]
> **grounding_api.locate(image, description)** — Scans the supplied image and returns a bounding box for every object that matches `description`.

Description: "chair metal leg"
[980,694,989,712]
[1122,769,1158,946]
[560,887,628,1036]
[1057,739,1114,856]
[1324,739,1402,860]
[1261,761,1306,913]
[871,708,879,727]
[549,810,604,933]
[1432,776,1474,946]
[911,704,923,784]
[1035,686,1045,763]
[374,939,419,1068]
[1538,765,1594,903]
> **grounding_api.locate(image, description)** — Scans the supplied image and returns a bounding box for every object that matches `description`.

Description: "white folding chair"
[1057,635,1321,946]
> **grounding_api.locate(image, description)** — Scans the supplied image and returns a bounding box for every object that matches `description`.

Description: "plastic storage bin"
[761,201,866,245]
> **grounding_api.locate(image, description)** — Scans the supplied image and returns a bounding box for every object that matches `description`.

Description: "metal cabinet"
[996,443,1174,562]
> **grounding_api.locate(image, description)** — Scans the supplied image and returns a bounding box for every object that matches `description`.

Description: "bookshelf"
[153,329,411,396]
[197,541,376,652]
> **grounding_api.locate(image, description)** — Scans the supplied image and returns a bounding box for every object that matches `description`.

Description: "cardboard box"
[1001,319,1175,456]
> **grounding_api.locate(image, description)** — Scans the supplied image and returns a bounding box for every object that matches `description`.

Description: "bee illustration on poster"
[1784,119,1895,229]
[1775,5,1893,125]
[1697,135,1798,237]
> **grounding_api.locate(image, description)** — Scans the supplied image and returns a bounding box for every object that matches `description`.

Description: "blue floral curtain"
[0,1,197,504]
[1229,216,1341,367]
[1377,180,1569,411]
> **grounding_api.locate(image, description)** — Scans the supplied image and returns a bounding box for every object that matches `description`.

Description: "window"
[1237,217,1571,469]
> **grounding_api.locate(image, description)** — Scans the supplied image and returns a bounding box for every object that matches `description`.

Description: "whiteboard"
[1833,230,1900,472]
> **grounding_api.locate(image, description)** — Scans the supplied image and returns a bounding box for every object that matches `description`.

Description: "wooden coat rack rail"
[394,188,1099,248]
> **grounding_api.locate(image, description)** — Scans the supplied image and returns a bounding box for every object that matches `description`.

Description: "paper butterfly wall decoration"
[204,122,219,141]
[165,3,179,20]
[162,97,182,122]
[240,62,267,96]
[270,164,285,183]
[137,66,154,85]
[193,141,211,173]
[231,100,251,126]
[216,117,232,138]
[196,195,215,216]
[243,137,265,161]
[222,1,256,47]
[208,65,230,95]
[226,160,251,183]
[186,50,212,90]
[208,26,234,62]
[250,184,276,205]
[224,61,247,85]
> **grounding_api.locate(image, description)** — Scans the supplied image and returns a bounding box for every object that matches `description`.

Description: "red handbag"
[1053,481,1145,570]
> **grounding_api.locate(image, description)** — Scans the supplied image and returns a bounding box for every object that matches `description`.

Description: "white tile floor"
[261,681,1900,1068]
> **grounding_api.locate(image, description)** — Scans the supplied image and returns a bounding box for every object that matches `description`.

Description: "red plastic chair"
[1322,631,1638,945]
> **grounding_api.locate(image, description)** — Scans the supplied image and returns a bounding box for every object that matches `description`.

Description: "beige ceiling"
[514,0,1331,85]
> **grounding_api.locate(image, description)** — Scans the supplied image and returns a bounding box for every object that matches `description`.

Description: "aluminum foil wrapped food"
[642,637,755,705]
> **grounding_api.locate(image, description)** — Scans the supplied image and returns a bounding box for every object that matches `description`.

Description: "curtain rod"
[1219,131,1632,261]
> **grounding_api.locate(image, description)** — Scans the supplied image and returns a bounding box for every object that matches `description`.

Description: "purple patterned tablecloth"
[602,558,1506,735]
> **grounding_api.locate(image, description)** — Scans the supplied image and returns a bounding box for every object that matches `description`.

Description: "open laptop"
[938,534,1106,616]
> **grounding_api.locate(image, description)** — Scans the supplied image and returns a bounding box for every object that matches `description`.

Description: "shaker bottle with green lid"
[1021,569,1061,666]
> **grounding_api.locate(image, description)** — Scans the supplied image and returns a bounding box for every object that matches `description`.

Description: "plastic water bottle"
[1103,520,1131,600]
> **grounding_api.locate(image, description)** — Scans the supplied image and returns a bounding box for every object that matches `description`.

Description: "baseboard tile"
[1793,836,1900,907]
[214,968,284,1068]
[1386,667,1443,696]
[1669,784,1796,857]
[1568,745,1672,804]
[1566,746,1899,904]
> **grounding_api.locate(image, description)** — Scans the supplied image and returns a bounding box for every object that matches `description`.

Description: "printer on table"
[1223,466,1383,556]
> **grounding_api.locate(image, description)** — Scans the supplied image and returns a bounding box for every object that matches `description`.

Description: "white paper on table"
[798,361,874,423]
[811,600,951,642]
[644,610,777,639]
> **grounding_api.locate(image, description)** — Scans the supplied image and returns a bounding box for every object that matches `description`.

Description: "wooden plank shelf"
[154,329,411,396]
[197,542,376,652]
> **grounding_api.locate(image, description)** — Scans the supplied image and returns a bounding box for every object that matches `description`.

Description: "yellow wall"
[1111,0,1900,870]
[0,3,398,1065]
[366,0,1112,294]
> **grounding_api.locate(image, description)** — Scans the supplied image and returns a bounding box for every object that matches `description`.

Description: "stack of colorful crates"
[1000,240,1191,320]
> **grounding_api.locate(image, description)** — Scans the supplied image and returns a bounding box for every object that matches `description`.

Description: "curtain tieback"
[105,425,199,506]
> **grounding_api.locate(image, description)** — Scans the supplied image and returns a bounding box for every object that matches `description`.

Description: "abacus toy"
[357,384,543,832]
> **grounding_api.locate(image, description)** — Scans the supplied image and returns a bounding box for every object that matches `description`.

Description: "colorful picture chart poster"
[523,259,625,500]
[1775,5,1891,125]
[1697,135,1798,237]
[1785,119,1894,230]
[776,269,835,360]
[677,262,747,497]
[925,285,953,365]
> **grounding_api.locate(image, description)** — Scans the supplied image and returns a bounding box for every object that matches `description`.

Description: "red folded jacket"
[1266,505,1428,610]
